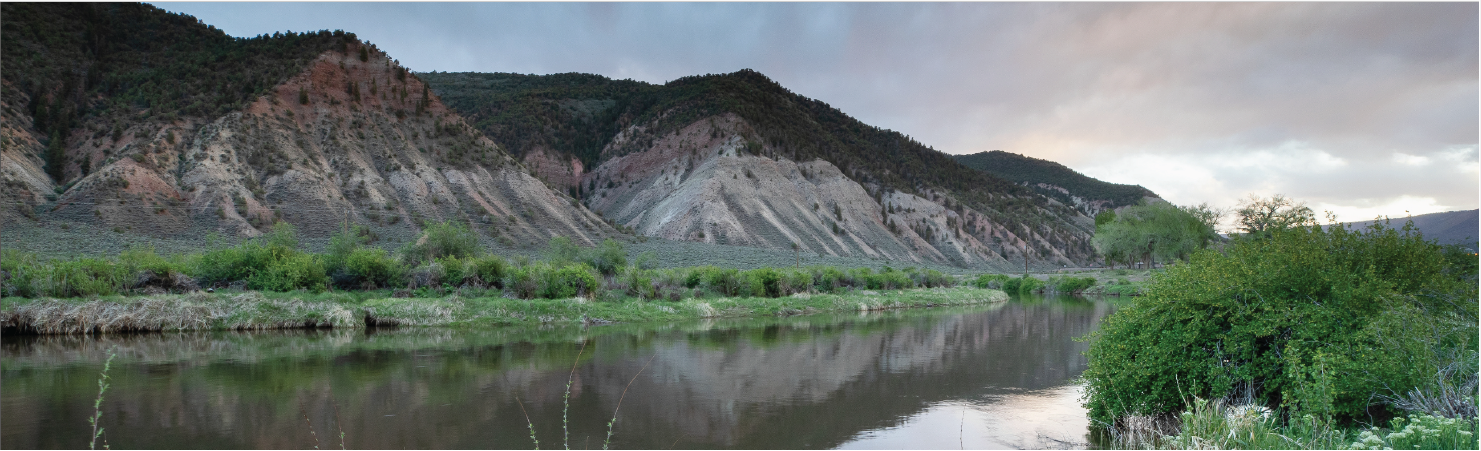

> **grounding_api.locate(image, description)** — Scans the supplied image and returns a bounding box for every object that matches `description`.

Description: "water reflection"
[2,294,1113,449]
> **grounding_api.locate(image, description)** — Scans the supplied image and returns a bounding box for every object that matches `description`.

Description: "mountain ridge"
[423,70,1103,268]
[1,2,614,248]
[952,150,1159,215]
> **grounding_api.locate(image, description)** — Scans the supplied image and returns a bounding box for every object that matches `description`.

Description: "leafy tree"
[1235,194,1315,238]
[1092,201,1219,268]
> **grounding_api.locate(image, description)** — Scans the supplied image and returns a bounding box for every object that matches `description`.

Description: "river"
[1,294,1117,449]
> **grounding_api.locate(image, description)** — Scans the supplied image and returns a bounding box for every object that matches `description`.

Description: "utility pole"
[1022,238,1029,276]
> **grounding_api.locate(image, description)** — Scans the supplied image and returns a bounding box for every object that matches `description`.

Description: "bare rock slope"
[3,30,611,245]
[584,114,1081,268]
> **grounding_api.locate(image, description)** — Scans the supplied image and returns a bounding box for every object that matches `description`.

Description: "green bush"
[814,266,848,292]
[912,269,955,288]
[439,256,473,287]
[1081,221,1477,425]
[1017,276,1044,294]
[116,246,188,281]
[973,273,1010,289]
[34,257,124,298]
[779,269,813,296]
[749,267,782,297]
[470,256,509,288]
[2,250,42,298]
[542,264,598,299]
[1048,276,1095,294]
[587,238,626,276]
[401,221,479,264]
[509,265,541,299]
[245,252,327,292]
[192,222,326,291]
[1001,276,1043,295]
[343,247,404,289]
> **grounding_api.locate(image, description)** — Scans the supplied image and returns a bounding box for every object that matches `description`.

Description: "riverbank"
[0,286,1008,334]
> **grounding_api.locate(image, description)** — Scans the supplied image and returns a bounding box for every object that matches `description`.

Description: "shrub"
[2,250,44,298]
[814,266,848,292]
[705,267,744,297]
[192,222,327,291]
[1001,276,1043,295]
[542,264,598,299]
[1048,276,1095,294]
[401,221,479,264]
[470,256,509,289]
[343,247,404,289]
[749,267,782,297]
[620,268,655,299]
[587,238,626,276]
[1016,276,1044,294]
[778,269,813,296]
[509,265,541,299]
[246,252,327,292]
[913,269,955,288]
[34,257,124,298]
[973,274,1010,289]
[1080,221,1476,425]
[439,256,472,287]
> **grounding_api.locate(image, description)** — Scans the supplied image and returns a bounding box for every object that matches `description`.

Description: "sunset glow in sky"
[160,2,1479,223]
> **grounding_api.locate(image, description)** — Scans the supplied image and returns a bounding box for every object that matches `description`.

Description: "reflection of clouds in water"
[837,384,1089,450]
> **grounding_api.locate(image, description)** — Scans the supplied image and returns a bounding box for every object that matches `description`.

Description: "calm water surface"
[2,294,1116,449]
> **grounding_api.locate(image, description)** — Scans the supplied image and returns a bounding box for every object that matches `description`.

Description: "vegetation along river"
[2,293,1117,449]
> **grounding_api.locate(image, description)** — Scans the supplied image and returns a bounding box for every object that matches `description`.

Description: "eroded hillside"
[1,3,612,245]
[426,71,1099,268]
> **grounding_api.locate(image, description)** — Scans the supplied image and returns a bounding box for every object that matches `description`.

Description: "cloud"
[155,2,1478,220]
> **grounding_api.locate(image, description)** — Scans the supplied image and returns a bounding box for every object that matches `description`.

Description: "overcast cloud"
[159,2,1478,224]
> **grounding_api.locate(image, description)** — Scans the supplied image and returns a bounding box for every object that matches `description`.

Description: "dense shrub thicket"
[1081,220,1479,427]
[1,222,969,301]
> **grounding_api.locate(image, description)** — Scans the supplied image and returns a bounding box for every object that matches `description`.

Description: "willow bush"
[1081,220,1478,426]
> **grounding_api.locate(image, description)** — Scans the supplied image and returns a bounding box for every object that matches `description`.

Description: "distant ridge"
[952,150,1159,214]
[1339,209,1478,247]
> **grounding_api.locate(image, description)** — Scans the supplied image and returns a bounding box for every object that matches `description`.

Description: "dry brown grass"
[2,293,358,334]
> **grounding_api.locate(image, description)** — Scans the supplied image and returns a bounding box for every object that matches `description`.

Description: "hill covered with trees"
[1,2,614,250]
[952,150,1158,214]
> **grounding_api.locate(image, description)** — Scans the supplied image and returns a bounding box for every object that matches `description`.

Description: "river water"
[1,294,1117,449]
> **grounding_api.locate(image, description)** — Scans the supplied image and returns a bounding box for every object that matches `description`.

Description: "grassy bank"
[1,286,1008,334]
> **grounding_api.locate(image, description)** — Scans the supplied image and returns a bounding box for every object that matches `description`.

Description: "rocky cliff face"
[3,38,612,245]
[425,71,1101,269]
[581,114,1083,268]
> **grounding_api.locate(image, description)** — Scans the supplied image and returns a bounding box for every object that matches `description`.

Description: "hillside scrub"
[1081,219,1479,432]
[2,224,964,305]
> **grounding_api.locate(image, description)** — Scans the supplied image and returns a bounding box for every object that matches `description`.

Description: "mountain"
[1339,209,1478,248]
[952,150,1159,215]
[1,3,612,246]
[423,71,1101,268]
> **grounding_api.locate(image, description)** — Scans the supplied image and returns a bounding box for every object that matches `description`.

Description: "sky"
[158,2,1478,226]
